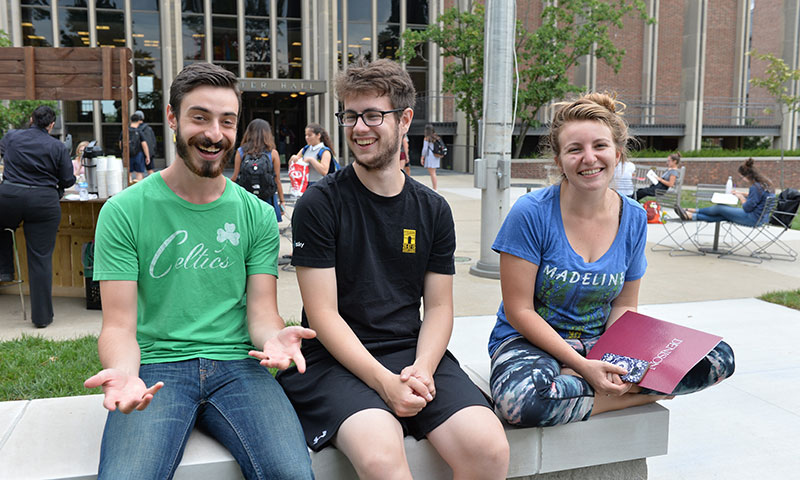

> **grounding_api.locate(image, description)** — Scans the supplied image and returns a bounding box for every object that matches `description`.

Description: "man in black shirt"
[278,60,509,479]
[0,105,75,327]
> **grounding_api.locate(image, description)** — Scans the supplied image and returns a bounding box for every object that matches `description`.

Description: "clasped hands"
[378,362,436,418]
[84,326,315,414]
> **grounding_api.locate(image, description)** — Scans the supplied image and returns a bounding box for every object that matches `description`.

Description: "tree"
[748,50,800,189]
[514,0,651,158]
[0,30,59,138]
[398,1,652,159]
[398,3,485,145]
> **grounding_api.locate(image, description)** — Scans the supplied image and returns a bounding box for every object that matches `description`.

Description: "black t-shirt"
[291,165,456,357]
[0,127,74,190]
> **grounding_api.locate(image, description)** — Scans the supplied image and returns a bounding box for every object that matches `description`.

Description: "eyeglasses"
[334,108,405,127]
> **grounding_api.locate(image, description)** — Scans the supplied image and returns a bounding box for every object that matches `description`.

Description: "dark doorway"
[239,92,308,167]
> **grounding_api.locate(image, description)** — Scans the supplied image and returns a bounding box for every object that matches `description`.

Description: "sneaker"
[673,205,690,221]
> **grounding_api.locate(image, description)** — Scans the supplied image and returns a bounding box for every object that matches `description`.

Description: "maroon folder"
[586,311,722,393]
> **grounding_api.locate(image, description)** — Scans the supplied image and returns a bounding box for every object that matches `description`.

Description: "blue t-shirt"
[742,182,773,223]
[487,185,648,356]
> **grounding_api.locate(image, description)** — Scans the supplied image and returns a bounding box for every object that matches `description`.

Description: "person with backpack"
[421,123,445,191]
[231,118,285,221]
[134,110,158,175]
[118,112,150,182]
[289,123,338,186]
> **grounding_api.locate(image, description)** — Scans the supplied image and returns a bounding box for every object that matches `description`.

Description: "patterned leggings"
[490,336,735,427]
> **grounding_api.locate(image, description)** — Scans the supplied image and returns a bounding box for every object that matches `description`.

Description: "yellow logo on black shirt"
[402,229,416,253]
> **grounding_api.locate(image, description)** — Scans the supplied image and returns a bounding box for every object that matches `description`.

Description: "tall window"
[347,0,372,64]
[276,1,302,78]
[377,0,400,60]
[96,1,125,154]
[58,2,93,150]
[21,1,53,47]
[182,0,205,63]
[245,1,270,78]
[212,2,238,74]
[132,3,163,157]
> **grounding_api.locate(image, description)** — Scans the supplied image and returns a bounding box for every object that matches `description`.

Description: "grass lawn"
[759,289,800,311]
[0,335,282,402]
[0,335,102,401]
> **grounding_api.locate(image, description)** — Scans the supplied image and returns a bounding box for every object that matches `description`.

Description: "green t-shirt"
[93,173,279,364]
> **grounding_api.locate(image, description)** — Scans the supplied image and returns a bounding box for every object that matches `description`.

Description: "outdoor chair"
[717,194,780,264]
[647,167,704,256]
[0,228,27,320]
[749,193,800,262]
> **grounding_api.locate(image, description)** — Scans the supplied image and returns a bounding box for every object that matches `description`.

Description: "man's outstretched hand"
[84,369,164,413]
[249,326,316,373]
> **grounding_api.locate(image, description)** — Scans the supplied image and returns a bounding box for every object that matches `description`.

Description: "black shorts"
[277,347,491,451]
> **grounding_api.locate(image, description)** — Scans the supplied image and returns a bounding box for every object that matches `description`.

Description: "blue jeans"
[98,358,313,480]
[694,204,757,226]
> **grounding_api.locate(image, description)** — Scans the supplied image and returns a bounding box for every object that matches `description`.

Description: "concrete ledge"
[0,384,667,480]
[462,362,669,478]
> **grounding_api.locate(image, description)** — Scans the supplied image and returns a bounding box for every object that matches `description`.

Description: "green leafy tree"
[398,4,485,145]
[748,50,800,189]
[398,1,652,159]
[513,0,651,158]
[0,30,59,138]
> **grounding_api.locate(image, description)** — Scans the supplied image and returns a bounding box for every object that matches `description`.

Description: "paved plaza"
[2,167,799,479]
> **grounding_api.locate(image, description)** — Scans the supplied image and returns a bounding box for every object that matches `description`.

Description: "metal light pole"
[469,0,516,279]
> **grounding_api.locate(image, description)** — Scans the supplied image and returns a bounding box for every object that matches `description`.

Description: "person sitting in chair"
[634,152,680,201]
[674,158,775,226]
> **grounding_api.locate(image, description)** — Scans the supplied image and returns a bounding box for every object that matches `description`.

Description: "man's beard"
[352,124,401,171]
[175,124,232,178]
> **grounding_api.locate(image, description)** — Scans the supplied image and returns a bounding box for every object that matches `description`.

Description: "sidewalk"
[2,167,799,478]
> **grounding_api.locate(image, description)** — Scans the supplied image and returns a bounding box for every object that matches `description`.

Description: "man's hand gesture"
[249,326,316,373]
[84,369,164,413]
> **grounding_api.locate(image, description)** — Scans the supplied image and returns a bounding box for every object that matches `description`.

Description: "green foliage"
[397,2,652,159]
[0,30,10,47]
[630,148,800,158]
[749,50,800,114]
[513,0,652,157]
[742,135,772,150]
[398,4,485,141]
[0,100,60,138]
[0,335,102,401]
[759,289,800,311]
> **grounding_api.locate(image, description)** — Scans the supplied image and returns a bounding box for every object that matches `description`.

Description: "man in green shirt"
[84,62,315,479]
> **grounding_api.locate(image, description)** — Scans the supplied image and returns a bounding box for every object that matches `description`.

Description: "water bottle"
[725,176,733,194]
[78,174,89,201]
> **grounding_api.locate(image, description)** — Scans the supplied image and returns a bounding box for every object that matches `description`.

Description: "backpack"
[432,137,447,158]
[127,127,143,157]
[137,123,158,158]
[644,200,663,224]
[236,149,277,202]
[302,144,340,174]
[770,188,800,227]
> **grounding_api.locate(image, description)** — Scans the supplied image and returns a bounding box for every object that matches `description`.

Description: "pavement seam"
[0,400,30,452]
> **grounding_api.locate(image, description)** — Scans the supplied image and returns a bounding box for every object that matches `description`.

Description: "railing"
[412,93,784,131]
[703,96,781,126]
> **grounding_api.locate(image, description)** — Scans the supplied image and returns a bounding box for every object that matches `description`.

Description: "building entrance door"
[239,92,307,167]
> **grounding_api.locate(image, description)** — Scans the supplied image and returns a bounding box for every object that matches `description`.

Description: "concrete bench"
[0,384,668,479]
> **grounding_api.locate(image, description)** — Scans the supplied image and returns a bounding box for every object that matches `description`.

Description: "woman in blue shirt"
[675,158,774,226]
[489,93,735,427]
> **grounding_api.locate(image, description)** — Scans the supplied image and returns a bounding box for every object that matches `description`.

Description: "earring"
[173,133,177,143]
